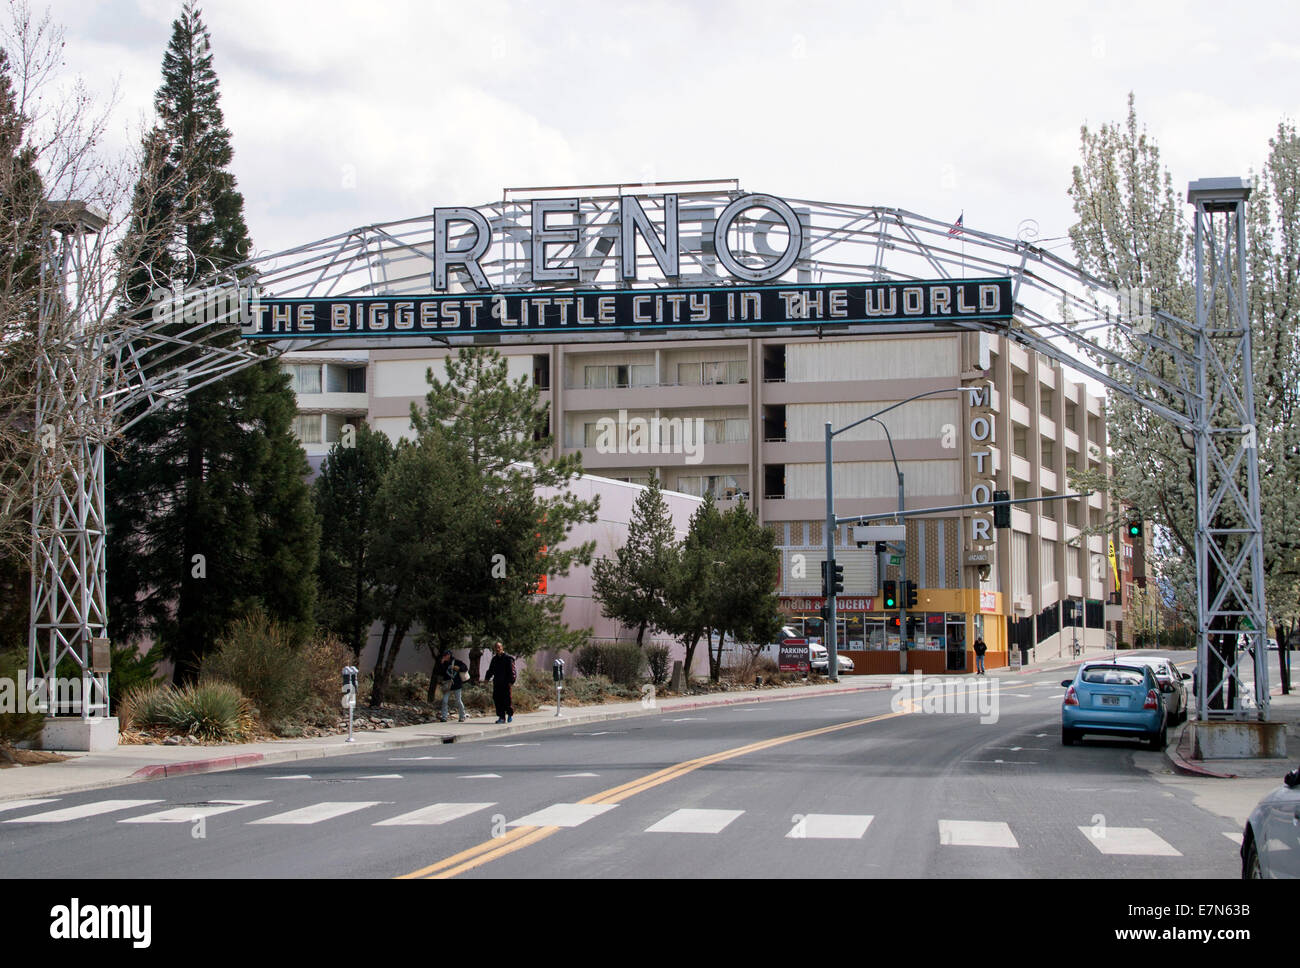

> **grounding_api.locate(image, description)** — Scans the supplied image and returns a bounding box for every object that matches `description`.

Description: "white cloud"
[49,0,1300,259]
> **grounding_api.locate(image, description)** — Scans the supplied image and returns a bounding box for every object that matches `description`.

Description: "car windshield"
[1080,666,1146,686]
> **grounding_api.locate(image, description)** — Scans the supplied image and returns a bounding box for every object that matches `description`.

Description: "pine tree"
[313,425,395,659]
[108,2,318,682]
[408,347,598,694]
[592,476,677,646]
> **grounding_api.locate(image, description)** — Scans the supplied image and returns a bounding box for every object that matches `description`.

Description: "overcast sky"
[54,0,1300,262]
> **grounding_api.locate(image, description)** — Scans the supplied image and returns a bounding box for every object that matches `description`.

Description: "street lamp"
[824,385,982,678]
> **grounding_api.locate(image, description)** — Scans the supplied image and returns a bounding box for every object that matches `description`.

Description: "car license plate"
[1100,695,1121,706]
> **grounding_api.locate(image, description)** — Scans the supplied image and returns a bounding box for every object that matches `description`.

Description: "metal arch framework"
[33,180,1267,723]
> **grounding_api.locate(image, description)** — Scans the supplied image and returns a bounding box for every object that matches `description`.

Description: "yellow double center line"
[399,704,915,880]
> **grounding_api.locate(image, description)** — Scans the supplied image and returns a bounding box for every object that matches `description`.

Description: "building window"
[700,418,749,444]
[676,474,745,500]
[584,364,653,388]
[1012,426,1028,459]
[285,364,321,394]
[676,360,746,386]
[292,414,321,444]
[1011,369,1027,404]
[324,414,364,443]
[1040,436,1055,467]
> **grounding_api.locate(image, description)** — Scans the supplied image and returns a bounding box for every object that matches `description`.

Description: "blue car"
[1061,662,1168,750]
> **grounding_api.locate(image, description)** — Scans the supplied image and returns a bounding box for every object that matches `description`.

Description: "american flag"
[948,213,964,237]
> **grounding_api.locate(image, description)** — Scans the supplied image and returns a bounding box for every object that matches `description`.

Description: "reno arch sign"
[240,189,1014,343]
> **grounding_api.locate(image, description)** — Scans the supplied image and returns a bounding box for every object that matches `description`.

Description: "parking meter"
[553,658,565,716]
[342,666,358,741]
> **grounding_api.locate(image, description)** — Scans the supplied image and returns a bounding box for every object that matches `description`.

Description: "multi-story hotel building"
[283,327,1114,675]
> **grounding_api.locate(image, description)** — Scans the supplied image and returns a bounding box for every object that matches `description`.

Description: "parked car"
[811,647,855,675]
[1241,766,1300,878]
[1061,661,1168,750]
[1124,656,1192,725]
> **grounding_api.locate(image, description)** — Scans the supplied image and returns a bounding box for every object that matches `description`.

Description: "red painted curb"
[129,752,264,779]
[1165,724,1236,779]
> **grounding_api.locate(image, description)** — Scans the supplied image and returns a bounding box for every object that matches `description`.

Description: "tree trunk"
[369,620,395,707]
[681,632,700,687]
[468,645,483,683]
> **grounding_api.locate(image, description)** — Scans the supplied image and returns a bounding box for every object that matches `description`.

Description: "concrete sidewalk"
[0,676,898,802]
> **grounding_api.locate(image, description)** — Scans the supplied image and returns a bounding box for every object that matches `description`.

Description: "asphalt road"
[0,662,1245,879]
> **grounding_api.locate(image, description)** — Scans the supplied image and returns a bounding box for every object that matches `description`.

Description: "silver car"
[1242,766,1300,878]
[1125,655,1191,725]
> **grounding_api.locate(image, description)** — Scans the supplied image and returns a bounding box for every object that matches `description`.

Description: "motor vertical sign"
[966,379,995,549]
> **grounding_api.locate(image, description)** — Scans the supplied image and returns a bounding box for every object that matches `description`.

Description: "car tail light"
[1144,689,1159,710]
[1064,686,1079,706]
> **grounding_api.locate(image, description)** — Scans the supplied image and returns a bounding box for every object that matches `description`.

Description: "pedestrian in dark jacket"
[484,641,515,723]
[974,637,988,676]
[436,650,468,723]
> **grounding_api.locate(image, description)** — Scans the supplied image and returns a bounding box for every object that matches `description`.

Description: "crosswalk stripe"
[374,803,496,826]
[787,814,874,839]
[120,801,271,823]
[1078,826,1182,856]
[3,799,163,823]
[359,775,403,780]
[249,802,384,825]
[0,798,59,814]
[939,820,1019,848]
[508,803,618,828]
[645,808,743,834]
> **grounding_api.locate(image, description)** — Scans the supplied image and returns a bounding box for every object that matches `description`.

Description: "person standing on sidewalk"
[974,637,987,676]
[484,641,516,723]
[436,650,468,723]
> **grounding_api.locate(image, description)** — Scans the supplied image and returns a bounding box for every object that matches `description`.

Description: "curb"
[130,752,265,779]
[1164,719,1237,779]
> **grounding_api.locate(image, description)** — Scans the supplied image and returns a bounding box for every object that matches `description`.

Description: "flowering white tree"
[1066,95,1300,657]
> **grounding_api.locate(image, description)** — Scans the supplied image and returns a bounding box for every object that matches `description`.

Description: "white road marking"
[787,814,874,839]
[459,773,501,779]
[359,774,403,780]
[645,808,743,834]
[557,772,600,778]
[120,800,270,823]
[490,743,540,748]
[389,756,455,761]
[668,718,706,723]
[249,801,384,825]
[508,803,619,828]
[939,820,1019,848]
[0,799,59,814]
[374,802,496,826]
[574,731,625,737]
[1222,831,1242,846]
[270,775,312,780]
[963,759,1039,765]
[1078,826,1182,856]
[4,799,164,823]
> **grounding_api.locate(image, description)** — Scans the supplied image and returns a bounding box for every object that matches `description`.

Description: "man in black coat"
[484,641,515,723]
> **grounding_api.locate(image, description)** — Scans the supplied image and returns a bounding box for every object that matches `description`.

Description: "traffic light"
[1126,510,1142,538]
[993,489,1011,529]
[820,560,829,597]
[906,615,917,639]
[904,580,918,609]
[833,562,844,595]
[882,580,897,609]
